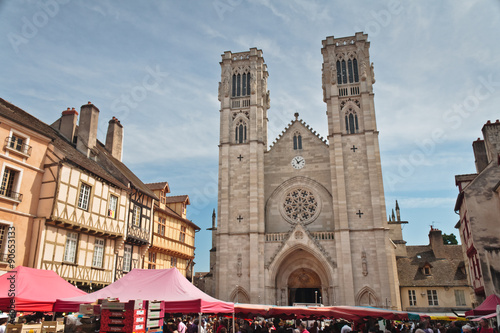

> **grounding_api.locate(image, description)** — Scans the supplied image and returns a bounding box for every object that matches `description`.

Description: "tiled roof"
[0,98,156,200]
[165,195,190,204]
[146,182,170,191]
[397,244,468,287]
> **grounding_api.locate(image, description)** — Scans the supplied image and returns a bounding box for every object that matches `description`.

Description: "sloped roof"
[165,194,190,205]
[146,181,170,192]
[0,98,128,191]
[155,203,200,231]
[397,244,468,287]
[268,114,328,152]
[0,98,156,200]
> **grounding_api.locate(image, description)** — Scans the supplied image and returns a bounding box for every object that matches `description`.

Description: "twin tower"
[211,33,400,308]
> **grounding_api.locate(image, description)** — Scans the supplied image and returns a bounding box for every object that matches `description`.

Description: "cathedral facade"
[212,33,401,309]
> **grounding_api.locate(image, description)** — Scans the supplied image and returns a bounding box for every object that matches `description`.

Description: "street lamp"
[315,291,318,304]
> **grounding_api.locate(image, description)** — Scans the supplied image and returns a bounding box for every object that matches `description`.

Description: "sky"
[1,1,500,273]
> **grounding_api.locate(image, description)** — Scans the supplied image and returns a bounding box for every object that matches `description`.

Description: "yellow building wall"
[400,286,473,311]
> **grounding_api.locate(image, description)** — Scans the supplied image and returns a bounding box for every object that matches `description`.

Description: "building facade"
[145,182,199,280]
[455,120,500,302]
[0,98,164,291]
[212,33,400,308]
[0,100,52,273]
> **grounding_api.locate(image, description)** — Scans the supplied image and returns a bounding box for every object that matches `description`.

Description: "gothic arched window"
[353,58,359,82]
[232,72,251,97]
[232,74,236,97]
[345,110,359,134]
[293,133,302,150]
[348,59,354,83]
[341,60,347,84]
[336,61,342,85]
[235,119,247,144]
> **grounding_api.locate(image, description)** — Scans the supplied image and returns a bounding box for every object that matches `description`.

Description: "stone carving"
[294,231,304,239]
[250,73,257,94]
[362,250,368,276]
[223,67,231,97]
[370,62,375,84]
[361,61,367,82]
[237,253,242,277]
[330,62,337,85]
[265,90,270,109]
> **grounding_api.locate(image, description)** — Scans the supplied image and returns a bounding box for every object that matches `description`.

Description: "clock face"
[291,156,305,169]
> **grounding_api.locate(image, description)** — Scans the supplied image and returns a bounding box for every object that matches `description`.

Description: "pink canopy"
[465,294,500,317]
[0,266,86,312]
[55,268,233,313]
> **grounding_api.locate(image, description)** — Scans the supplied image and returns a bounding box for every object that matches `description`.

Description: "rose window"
[282,188,319,223]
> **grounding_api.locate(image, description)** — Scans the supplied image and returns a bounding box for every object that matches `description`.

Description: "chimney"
[482,120,500,166]
[429,227,446,259]
[473,138,488,173]
[105,117,123,161]
[58,107,78,142]
[76,102,99,158]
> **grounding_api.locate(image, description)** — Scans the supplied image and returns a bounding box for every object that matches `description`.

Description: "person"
[300,322,310,333]
[188,320,199,333]
[478,319,495,333]
[0,314,8,333]
[462,325,472,333]
[178,318,188,333]
[341,324,352,333]
[448,322,461,333]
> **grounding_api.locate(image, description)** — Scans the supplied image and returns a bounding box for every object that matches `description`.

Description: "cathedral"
[209,33,401,309]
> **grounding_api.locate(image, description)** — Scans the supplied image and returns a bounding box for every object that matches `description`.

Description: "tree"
[442,233,458,245]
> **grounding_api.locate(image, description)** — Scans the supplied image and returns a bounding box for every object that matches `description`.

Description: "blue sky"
[1,1,500,273]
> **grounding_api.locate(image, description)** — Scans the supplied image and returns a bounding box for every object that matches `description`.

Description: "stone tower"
[216,48,269,302]
[321,32,400,307]
[213,34,400,309]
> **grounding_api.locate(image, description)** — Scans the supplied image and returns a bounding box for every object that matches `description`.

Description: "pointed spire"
[212,209,216,228]
[388,215,392,222]
[294,112,299,120]
[395,200,401,222]
[391,209,395,221]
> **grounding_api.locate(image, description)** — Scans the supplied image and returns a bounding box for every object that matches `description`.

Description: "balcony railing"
[4,137,32,156]
[231,98,250,109]
[0,189,22,202]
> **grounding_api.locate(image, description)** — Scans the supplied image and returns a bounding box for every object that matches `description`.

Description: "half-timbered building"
[145,182,199,280]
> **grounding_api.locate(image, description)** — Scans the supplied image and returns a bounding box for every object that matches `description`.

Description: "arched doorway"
[271,245,334,306]
[288,268,321,305]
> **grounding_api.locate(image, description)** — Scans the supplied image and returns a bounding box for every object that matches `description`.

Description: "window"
[5,133,31,156]
[171,256,177,268]
[158,217,165,236]
[345,111,359,134]
[0,167,21,201]
[77,183,91,210]
[423,266,431,275]
[408,290,417,306]
[235,119,247,144]
[336,58,359,85]
[232,73,251,97]
[63,232,78,263]
[455,290,466,306]
[92,238,105,268]
[123,245,132,272]
[108,195,118,218]
[427,290,439,306]
[179,226,186,243]
[293,133,302,150]
[132,205,141,227]
[148,252,156,269]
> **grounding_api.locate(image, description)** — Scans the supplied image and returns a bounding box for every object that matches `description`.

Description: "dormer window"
[424,266,431,275]
[421,262,433,276]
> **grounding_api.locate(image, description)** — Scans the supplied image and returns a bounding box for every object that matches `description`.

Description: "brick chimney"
[76,102,99,158]
[57,107,78,142]
[105,117,123,161]
[482,120,500,166]
[429,227,446,259]
[473,138,488,173]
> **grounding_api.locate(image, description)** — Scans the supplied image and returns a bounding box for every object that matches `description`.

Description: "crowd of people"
[163,317,498,333]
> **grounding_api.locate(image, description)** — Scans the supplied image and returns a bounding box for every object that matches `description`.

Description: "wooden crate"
[6,323,43,333]
[41,321,64,333]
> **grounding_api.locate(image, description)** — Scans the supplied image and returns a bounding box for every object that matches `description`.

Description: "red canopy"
[465,294,500,317]
[55,268,233,314]
[0,266,86,312]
